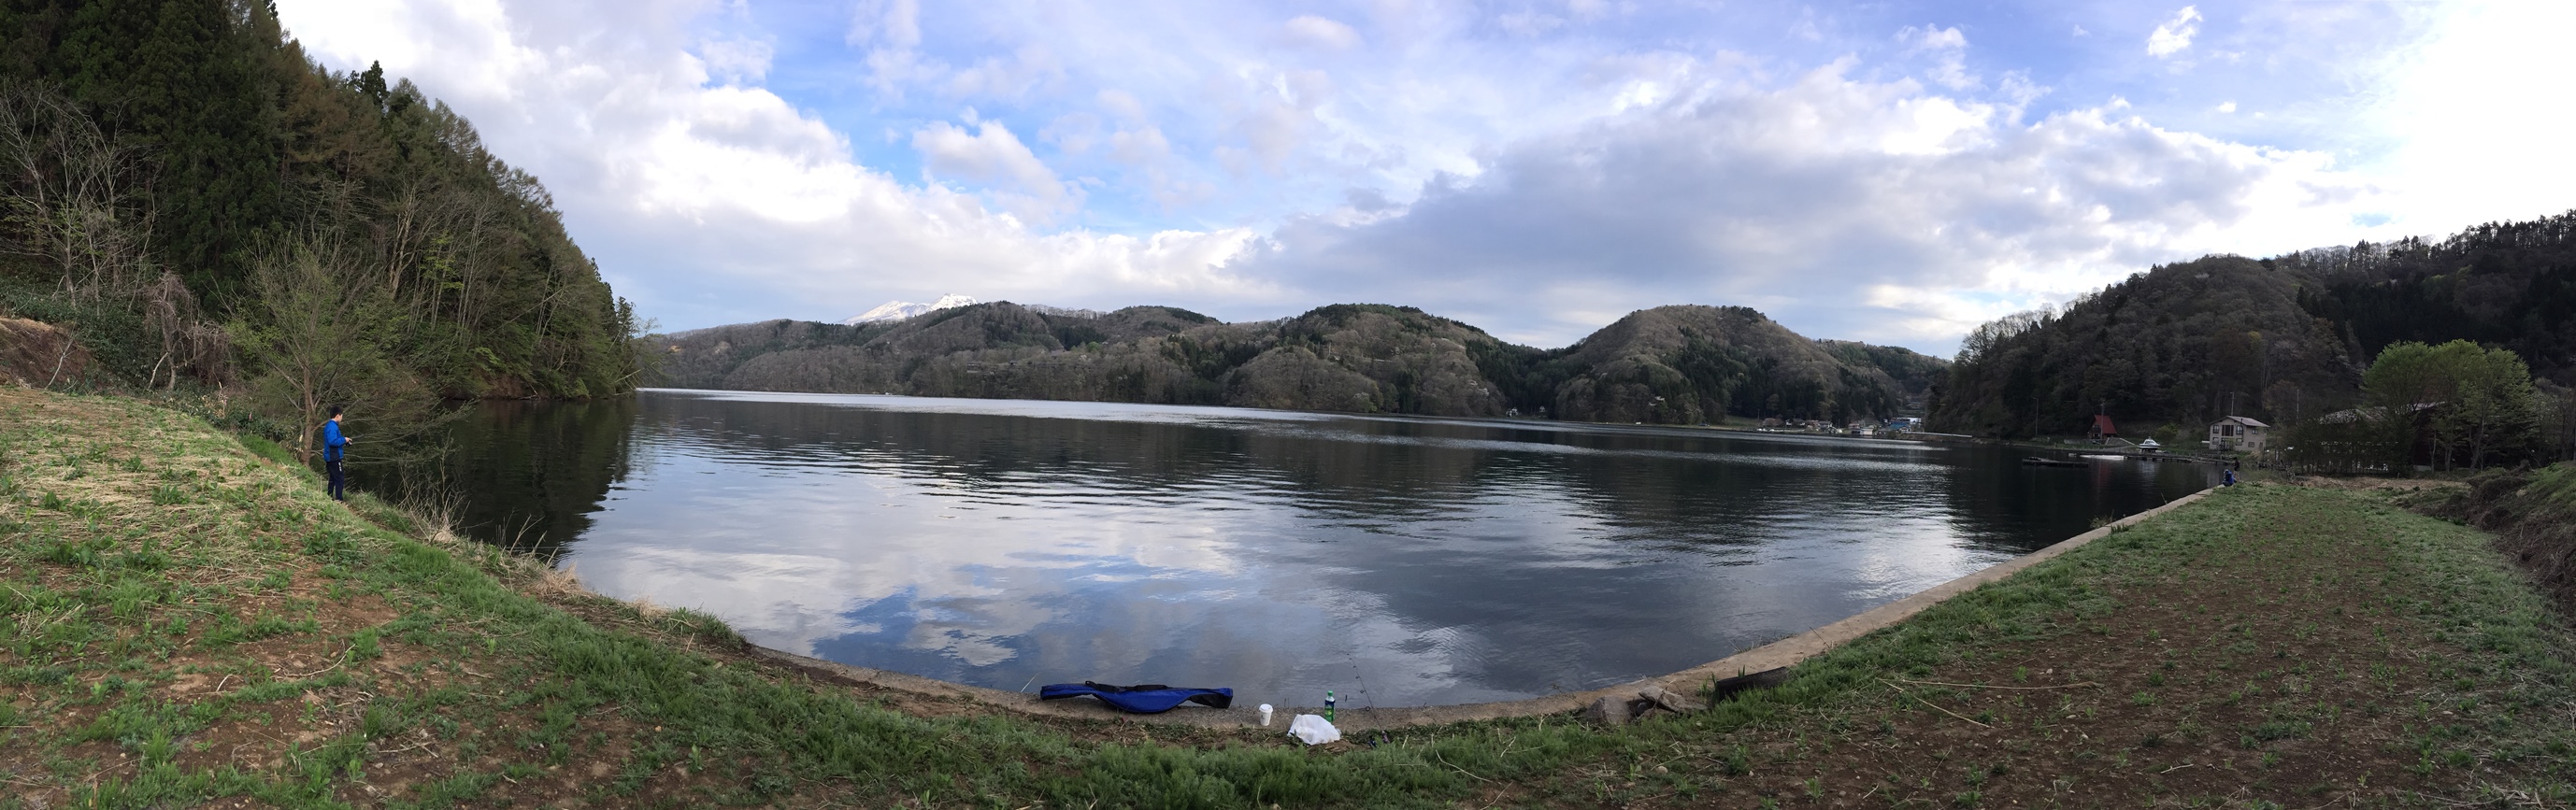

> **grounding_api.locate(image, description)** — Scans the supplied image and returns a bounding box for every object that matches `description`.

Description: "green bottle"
[1324,689,1336,721]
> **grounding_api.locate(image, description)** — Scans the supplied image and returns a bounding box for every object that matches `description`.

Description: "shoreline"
[744,488,2216,730]
[7,386,2568,807]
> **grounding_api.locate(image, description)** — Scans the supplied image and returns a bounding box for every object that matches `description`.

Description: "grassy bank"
[2400,462,2576,614]
[3,388,2572,808]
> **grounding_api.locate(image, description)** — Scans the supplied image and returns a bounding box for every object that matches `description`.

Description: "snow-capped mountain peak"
[841,294,979,325]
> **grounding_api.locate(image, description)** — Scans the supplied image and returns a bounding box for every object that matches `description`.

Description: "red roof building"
[2089,414,2117,441]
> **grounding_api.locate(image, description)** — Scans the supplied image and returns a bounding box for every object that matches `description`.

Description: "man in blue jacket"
[322,405,351,501]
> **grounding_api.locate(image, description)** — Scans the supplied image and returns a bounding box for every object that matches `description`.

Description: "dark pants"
[327,458,346,501]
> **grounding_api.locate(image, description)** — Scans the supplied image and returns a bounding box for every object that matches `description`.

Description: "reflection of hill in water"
[436,391,2215,705]
[438,397,639,557]
[642,395,1972,537]
[1939,456,2211,557]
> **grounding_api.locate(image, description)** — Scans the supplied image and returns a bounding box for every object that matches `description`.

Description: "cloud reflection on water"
[525,390,2214,706]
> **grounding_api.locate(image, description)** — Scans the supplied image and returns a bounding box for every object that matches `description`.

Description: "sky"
[270,1,2576,355]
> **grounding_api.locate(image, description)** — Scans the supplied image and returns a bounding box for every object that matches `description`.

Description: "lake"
[434,389,2216,707]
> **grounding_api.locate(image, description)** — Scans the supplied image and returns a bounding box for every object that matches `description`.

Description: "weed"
[1721,743,1751,776]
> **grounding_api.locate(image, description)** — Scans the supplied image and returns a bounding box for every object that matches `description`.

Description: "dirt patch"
[1567,487,2559,808]
[1707,557,2437,803]
[0,316,96,388]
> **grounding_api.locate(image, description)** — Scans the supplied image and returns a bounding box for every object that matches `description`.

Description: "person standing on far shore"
[323,405,351,501]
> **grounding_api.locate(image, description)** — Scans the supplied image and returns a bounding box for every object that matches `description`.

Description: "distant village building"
[2088,414,2117,443]
[2209,416,2269,454]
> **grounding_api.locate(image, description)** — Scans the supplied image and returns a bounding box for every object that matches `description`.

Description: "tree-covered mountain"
[0,0,641,454]
[654,302,1941,424]
[1542,306,1927,424]
[1930,211,2576,442]
[2279,215,2576,384]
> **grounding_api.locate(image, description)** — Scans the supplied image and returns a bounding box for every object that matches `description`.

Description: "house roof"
[2214,416,2270,428]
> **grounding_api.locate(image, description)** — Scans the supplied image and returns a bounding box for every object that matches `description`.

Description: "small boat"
[2023,456,2085,467]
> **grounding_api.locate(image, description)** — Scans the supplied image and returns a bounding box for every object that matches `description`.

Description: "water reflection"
[440,390,2215,706]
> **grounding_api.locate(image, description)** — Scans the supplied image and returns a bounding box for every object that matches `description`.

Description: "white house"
[2209,416,2270,454]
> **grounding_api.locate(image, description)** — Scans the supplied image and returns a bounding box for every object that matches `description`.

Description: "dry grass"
[6,387,2572,809]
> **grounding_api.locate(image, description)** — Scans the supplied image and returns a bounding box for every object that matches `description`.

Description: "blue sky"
[273,1,2573,354]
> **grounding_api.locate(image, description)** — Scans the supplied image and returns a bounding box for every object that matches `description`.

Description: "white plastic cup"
[1258,703,1274,726]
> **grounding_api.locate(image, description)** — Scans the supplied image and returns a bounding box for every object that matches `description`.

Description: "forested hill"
[0,1,639,452]
[1931,211,2576,439]
[654,303,1945,424]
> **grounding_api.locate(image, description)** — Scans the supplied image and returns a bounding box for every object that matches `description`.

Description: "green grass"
[5,389,2574,807]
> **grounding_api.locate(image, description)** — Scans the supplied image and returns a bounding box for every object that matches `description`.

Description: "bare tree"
[136,271,230,390]
[0,80,155,299]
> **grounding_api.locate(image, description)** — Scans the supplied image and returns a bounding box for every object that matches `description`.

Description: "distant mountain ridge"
[652,302,1944,424]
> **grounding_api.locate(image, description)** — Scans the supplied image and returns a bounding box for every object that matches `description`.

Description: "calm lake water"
[436,389,2216,707]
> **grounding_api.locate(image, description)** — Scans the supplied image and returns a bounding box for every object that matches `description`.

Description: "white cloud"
[266,0,2561,357]
[1281,15,1361,50]
[1245,61,2379,348]
[1905,25,1967,50]
[1497,11,1567,36]
[943,44,1066,100]
[277,0,1268,327]
[1096,88,1148,121]
[1038,111,1099,154]
[2148,6,2203,57]
[912,120,1080,220]
[1898,24,1976,91]
[696,36,772,85]
[848,0,931,97]
[1231,69,1334,172]
[2215,100,2236,114]
[846,0,920,48]
[2365,1,2576,234]
[1108,125,1171,165]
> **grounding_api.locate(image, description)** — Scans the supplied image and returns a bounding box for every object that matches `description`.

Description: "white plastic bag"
[1287,714,1341,746]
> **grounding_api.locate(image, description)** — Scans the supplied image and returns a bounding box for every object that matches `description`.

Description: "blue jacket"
[322,420,348,462]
